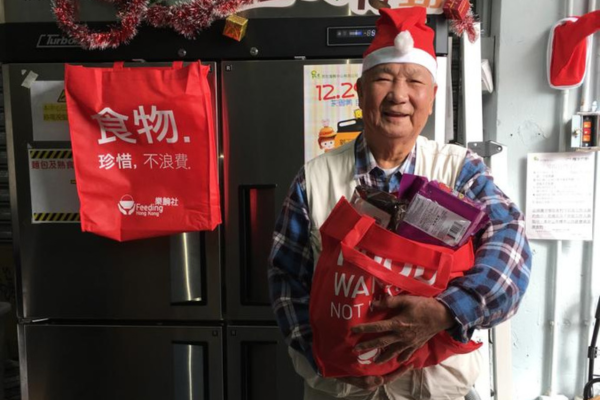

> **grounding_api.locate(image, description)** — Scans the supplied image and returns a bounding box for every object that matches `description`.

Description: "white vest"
[304,135,468,260]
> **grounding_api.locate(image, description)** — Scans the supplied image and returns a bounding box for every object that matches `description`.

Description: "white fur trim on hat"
[394,31,414,55]
[362,46,437,82]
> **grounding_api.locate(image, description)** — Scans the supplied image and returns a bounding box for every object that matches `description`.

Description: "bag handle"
[112,61,184,70]
[323,198,458,265]
[340,215,452,297]
[340,242,452,297]
[341,214,453,270]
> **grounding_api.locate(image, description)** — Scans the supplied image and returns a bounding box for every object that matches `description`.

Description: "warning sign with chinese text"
[29,149,80,223]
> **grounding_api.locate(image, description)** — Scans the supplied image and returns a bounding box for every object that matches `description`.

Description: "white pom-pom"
[394,31,414,54]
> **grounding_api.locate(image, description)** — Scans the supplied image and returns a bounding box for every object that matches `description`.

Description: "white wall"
[485,1,600,399]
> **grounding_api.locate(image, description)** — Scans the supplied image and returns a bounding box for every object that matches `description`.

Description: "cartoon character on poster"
[318,120,337,152]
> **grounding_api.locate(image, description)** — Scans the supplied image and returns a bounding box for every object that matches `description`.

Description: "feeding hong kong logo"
[118,195,136,216]
[118,194,179,217]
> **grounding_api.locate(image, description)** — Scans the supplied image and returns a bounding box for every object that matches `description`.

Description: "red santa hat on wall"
[362,7,437,81]
[548,10,600,90]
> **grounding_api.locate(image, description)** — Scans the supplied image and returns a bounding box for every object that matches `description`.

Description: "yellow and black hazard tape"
[29,149,72,159]
[33,213,80,223]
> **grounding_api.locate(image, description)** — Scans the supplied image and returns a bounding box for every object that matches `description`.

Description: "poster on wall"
[240,0,443,15]
[303,64,363,163]
[29,149,80,223]
[30,80,70,142]
[525,151,595,240]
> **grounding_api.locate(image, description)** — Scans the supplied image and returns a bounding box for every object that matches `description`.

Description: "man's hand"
[351,295,456,365]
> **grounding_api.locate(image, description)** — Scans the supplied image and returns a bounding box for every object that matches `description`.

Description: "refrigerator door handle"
[173,342,206,400]
[170,232,203,304]
[239,184,277,305]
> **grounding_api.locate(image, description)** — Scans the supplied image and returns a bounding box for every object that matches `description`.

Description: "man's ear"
[429,84,438,115]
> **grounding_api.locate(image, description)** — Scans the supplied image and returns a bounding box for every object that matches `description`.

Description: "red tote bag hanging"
[65,61,221,241]
[310,197,482,378]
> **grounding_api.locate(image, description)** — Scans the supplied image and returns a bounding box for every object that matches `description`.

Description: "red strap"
[323,198,475,294]
[337,204,453,272]
[172,61,184,69]
[340,242,452,297]
[339,214,453,296]
[320,197,365,241]
[340,214,375,247]
[113,61,125,69]
[325,199,440,260]
[324,198,475,270]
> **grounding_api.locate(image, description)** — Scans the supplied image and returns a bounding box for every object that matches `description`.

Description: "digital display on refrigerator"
[327,26,377,46]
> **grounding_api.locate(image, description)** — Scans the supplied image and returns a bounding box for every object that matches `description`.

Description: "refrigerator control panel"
[327,26,377,46]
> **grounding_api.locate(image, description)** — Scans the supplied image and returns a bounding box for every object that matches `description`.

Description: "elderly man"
[269,6,531,400]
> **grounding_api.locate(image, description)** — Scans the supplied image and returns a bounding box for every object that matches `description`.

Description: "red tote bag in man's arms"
[65,61,221,241]
[310,197,482,378]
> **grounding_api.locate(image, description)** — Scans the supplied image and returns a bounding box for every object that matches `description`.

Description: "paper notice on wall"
[303,64,363,163]
[30,81,70,141]
[526,152,595,240]
[29,149,80,223]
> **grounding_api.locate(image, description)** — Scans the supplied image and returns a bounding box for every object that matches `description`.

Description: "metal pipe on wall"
[581,0,597,113]
[581,0,600,397]
[544,240,565,398]
[581,121,600,399]
[542,1,573,399]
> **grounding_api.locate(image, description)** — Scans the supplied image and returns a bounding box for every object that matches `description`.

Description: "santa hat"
[548,10,600,90]
[362,7,437,81]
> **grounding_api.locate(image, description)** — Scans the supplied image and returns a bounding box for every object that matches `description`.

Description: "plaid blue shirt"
[268,134,532,371]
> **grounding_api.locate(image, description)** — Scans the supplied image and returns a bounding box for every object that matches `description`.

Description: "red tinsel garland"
[449,10,479,43]
[146,0,249,39]
[52,0,148,50]
[52,0,250,50]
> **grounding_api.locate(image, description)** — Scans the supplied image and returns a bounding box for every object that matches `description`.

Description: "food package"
[350,185,408,230]
[395,174,489,248]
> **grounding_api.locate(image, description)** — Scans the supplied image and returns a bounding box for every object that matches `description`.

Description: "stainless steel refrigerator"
[5,61,226,400]
[5,59,307,400]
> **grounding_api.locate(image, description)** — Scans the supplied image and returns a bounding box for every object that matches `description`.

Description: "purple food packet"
[397,174,429,202]
[396,175,489,248]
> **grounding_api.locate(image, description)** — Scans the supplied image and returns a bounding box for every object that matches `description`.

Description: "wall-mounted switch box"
[571,112,600,149]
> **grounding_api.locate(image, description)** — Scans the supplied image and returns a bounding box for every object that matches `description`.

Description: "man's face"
[357,63,437,143]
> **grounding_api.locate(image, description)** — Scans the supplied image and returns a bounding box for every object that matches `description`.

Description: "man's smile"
[383,111,410,119]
